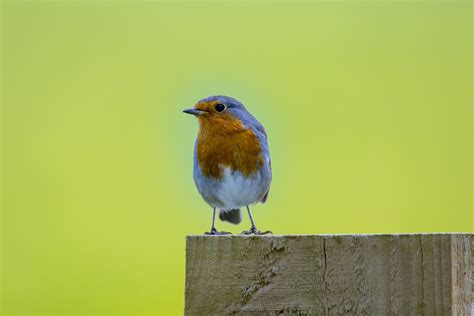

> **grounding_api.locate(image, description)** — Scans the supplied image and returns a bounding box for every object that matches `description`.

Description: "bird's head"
[183,95,250,132]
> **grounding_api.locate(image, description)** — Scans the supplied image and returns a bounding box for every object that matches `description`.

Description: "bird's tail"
[218,209,241,225]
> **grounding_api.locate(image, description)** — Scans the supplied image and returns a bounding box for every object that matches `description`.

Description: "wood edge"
[186,233,473,239]
[450,234,472,315]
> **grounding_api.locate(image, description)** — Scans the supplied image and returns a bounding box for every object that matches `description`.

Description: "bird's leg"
[241,206,272,235]
[204,208,231,235]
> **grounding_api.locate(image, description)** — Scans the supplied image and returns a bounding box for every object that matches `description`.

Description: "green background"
[1,0,472,315]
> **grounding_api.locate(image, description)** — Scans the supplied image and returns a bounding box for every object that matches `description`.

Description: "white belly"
[217,167,265,210]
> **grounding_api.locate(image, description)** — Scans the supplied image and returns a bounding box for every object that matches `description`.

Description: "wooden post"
[185,234,471,315]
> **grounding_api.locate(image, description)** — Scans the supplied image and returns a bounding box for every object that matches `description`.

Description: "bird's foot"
[240,226,272,235]
[204,227,232,235]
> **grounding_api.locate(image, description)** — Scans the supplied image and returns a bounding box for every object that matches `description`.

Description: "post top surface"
[186,232,472,239]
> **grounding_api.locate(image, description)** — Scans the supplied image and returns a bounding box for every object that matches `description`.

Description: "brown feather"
[195,101,263,179]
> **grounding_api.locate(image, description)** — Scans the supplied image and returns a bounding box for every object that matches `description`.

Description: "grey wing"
[249,118,271,203]
[255,123,267,138]
[259,158,271,203]
[260,188,270,203]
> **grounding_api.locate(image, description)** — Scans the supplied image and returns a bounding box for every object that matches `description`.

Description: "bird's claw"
[240,226,272,235]
[204,228,232,235]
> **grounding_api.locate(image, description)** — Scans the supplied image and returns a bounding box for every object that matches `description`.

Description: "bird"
[183,95,272,235]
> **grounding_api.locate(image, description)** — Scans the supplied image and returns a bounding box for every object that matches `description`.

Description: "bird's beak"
[183,108,206,116]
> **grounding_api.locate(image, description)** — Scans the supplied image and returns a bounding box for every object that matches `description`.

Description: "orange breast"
[196,115,264,179]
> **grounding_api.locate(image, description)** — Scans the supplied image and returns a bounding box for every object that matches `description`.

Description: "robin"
[183,95,272,235]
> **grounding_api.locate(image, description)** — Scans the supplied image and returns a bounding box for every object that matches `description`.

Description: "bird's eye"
[215,104,226,112]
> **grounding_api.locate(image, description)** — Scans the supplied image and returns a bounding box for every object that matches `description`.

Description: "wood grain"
[185,234,471,315]
[471,236,473,316]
